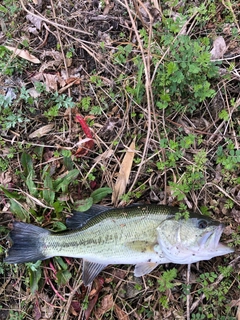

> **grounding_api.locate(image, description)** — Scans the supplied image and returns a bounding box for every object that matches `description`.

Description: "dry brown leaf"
[43,73,59,91]
[94,149,114,163]
[95,294,114,319]
[112,138,136,205]
[237,305,240,320]
[103,0,114,15]
[27,87,41,98]
[210,36,227,59]
[5,46,40,63]
[29,124,54,139]
[0,171,12,186]
[139,2,161,25]
[26,14,42,30]
[114,304,130,320]
[39,60,62,72]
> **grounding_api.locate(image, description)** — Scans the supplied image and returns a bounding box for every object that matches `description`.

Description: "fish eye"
[197,219,208,229]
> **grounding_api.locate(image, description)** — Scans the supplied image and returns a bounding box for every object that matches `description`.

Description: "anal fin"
[134,262,159,277]
[82,260,108,286]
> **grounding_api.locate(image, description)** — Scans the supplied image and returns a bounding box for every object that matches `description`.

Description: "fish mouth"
[199,224,234,253]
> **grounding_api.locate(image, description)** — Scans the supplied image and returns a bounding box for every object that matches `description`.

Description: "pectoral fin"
[134,262,159,277]
[82,260,108,286]
[125,241,156,253]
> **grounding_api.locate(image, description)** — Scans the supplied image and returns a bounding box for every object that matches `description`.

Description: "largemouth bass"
[4,204,234,286]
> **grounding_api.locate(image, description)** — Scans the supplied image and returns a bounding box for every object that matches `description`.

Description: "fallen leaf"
[33,301,41,320]
[5,46,40,63]
[0,171,12,187]
[26,14,42,30]
[39,60,62,72]
[114,304,130,320]
[43,73,59,91]
[74,114,94,157]
[94,149,114,163]
[30,72,44,82]
[95,294,114,319]
[103,0,114,15]
[139,2,161,25]
[237,305,240,320]
[5,88,16,102]
[29,124,54,139]
[65,77,81,85]
[28,27,39,35]
[27,87,41,98]
[210,36,227,59]
[112,138,136,205]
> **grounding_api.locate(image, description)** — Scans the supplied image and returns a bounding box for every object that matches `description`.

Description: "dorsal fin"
[66,204,111,229]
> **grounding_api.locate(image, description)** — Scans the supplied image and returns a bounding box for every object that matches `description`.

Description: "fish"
[4,204,234,286]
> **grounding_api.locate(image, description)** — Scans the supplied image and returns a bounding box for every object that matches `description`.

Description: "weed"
[158,268,177,292]
[0,46,28,75]
[216,145,240,171]
[194,268,235,318]
[44,92,75,119]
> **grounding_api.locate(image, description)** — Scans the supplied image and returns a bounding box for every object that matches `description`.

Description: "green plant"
[44,92,75,119]
[80,96,92,111]
[158,268,177,292]
[113,44,132,65]
[216,144,240,171]
[0,0,19,16]
[153,34,218,113]
[194,268,235,318]
[0,46,28,75]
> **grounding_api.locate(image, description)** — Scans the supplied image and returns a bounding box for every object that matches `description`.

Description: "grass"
[0,0,239,319]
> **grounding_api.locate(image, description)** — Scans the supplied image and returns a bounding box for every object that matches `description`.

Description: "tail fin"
[4,222,51,264]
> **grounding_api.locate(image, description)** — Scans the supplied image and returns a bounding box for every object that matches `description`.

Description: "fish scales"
[43,205,176,263]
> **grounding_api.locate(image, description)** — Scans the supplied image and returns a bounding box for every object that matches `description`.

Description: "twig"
[125,0,153,192]
[186,264,191,320]
[47,278,67,302]
[201,182,240,207]
[63,267,83,320]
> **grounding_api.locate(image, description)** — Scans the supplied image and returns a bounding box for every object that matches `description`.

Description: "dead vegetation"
[0,0,240,319]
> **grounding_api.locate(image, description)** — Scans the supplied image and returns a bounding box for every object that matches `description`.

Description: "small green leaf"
[43,173,55,205]
[52,221,67,232]
[56,269,72,286]
[28,266,42,293]
[75,197,93,212]
[54,169,79,193]
[53,201,64,214]
[26,170,38,197]
[219,109,229,121]
[91,187,112,204]
[27,260,42,272]
[63,156,74,170]
[10,199,30,222]
[21,152,34,177]
[0,186,21,200]
[0,5,8,13]
[54,256,68,270]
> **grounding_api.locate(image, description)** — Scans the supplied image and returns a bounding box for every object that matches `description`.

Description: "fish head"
[156,214,234,264]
